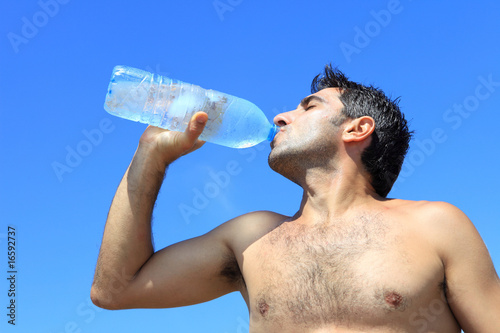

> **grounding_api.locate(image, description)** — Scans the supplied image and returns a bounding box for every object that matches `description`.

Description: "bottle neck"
[267,124,279,142]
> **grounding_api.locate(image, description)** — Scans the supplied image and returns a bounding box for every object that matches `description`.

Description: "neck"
[293,160,382,224]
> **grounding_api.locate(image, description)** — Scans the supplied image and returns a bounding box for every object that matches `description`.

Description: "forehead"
[300,88,344,109]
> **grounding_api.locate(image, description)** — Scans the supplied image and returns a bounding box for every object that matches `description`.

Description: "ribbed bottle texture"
[104,66,277,148]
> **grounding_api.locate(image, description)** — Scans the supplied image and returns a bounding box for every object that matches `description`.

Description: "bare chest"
[240,217,448,331]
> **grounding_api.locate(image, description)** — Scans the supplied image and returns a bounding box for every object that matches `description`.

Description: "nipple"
[258,299,270,316]
[384,291,405,309]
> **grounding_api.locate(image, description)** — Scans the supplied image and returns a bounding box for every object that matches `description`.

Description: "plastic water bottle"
[104,65,278,148]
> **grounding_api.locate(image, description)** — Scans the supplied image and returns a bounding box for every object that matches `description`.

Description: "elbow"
[90,284,125,310]
[90,285,112,309]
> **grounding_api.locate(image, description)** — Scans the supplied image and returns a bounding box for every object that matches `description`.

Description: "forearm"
[92,143,167,305]
[91,114,207,309]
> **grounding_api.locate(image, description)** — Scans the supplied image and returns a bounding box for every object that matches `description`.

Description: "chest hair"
[253,214,394,326]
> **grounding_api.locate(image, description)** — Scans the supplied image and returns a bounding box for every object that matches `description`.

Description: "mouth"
[270,128,285,149]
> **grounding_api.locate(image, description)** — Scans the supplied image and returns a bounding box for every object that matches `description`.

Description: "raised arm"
[90,112,242,309]
[434,202,500,332]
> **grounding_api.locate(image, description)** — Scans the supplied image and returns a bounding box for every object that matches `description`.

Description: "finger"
[183,112,208,143]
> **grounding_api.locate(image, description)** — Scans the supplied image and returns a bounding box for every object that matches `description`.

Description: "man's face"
[268,88,347,181]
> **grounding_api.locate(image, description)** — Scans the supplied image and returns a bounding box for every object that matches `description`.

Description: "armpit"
[220,254,246,288]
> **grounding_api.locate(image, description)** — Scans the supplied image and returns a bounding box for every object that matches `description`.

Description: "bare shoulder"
[404,200,472,231]
[386,199,469,224]
[387,199,483,258]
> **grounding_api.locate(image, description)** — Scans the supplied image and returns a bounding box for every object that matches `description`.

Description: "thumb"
[185,111,208,142]
[176,111,208,152]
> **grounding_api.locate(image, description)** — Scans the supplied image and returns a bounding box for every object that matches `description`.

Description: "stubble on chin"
[269,137,338,184]
[268,145,303,184]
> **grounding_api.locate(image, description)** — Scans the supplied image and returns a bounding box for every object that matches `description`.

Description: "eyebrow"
[300,95,327,109]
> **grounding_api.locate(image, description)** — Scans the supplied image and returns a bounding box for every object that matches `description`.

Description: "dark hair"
[311,64,412,197]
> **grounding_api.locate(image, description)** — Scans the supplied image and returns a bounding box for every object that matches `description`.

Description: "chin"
[269,137,338,181]
[268,145,304,183]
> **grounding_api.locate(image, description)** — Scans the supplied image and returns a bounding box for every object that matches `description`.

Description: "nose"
[273,110,296,127]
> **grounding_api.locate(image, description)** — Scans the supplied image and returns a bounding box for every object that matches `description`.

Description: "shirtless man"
[91,65,500,332]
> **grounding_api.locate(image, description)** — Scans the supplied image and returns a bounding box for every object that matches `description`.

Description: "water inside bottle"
[105,81,149,121]
[106,79,235,138]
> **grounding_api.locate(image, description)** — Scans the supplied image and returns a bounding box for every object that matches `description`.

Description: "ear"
[342,116,375,143]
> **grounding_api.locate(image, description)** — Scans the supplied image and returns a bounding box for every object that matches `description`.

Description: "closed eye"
[300,95,327,111]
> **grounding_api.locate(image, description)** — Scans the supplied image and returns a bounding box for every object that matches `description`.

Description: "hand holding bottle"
[138,112,208,167]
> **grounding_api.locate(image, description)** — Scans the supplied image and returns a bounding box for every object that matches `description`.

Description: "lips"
[270,127,286,148]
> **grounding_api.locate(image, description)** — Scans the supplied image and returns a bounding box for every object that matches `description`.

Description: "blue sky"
[1,1,499,332]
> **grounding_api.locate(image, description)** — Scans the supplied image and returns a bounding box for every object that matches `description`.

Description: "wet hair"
[311,64,412,197]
